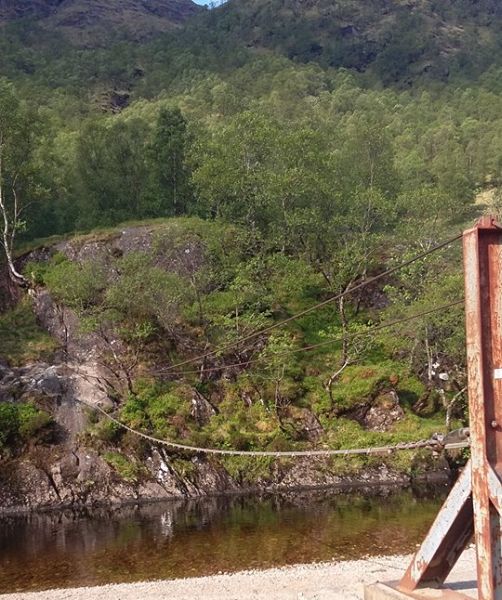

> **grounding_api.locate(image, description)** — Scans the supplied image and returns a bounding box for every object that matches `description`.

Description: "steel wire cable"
[79,298,469,457]
[76,234,465,457]
[78,397,469,457]
[161,299,464,377]
[161,233,462,373]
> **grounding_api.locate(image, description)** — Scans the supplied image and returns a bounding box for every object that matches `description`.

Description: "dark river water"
[0,486,446,594]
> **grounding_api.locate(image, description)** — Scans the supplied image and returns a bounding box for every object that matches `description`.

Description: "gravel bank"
[0,549,477,600]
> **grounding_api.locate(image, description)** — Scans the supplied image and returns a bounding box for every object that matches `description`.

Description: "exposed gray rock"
[191,390,216,426]
[343,388,404,432]
[280,406,324,442]
[272,457,410,489]
[362,390,404,432]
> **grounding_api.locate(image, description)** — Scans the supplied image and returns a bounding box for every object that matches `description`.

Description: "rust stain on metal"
[464,219,502,599]
[396,217,502,600]
[399,463,472,590]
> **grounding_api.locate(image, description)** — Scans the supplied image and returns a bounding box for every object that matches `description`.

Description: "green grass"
[103,451,144,482]
[0,299,58,366]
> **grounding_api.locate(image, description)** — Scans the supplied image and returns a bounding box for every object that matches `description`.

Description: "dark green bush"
[0,402,52,449]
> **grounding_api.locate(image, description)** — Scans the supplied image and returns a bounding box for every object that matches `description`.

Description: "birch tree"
[0,80,33,288]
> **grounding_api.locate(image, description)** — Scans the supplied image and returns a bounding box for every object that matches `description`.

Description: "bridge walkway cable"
[78,397,470,457]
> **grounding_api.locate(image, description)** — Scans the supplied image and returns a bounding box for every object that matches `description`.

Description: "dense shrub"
[0,402,52,450]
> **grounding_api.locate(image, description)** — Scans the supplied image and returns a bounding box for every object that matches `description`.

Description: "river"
[0,486,446,594]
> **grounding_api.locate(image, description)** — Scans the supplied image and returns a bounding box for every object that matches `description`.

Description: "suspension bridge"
[79,217,502,599]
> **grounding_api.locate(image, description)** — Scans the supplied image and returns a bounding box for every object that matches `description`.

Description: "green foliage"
[91,419,123,444]
[105,252,188,332]
[200,390,284,451]
[17,403,52,438]
[313,362,425,416]
[31,244,190,343]
[42,257,107,311]
[103,451,144,482]
[145,108,194,217]
[74,118,152,228]
[0,299,58,365]
[0,402,52,449]
[120,380,192,439]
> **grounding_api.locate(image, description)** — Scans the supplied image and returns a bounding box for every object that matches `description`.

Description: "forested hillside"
[0,0,495,507]
[0,0,202,44]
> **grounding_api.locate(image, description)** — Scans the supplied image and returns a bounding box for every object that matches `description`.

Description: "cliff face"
[0,0,202,44]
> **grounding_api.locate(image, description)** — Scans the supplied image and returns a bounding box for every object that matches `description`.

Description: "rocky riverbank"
[0,352,452,514]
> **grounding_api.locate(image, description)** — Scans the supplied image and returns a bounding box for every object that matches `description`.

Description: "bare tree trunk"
[444,387,467,432]
[326,358,350,408]
[339,293,349,364]
[326,281,355,408]
[274,367,285,414]
[0,142,29,288]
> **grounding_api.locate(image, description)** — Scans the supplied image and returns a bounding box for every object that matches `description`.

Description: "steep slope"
[0,0,203,44]
[2,0,502,87]
[0,0,58,21]
[0,218,457,511]
[196,0,502,82]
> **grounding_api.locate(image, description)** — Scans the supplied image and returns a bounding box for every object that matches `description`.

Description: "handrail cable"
[161,299,464,377]
[162,233,462,373]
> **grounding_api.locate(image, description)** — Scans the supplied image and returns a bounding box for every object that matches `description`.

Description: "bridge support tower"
[365,216,502,600]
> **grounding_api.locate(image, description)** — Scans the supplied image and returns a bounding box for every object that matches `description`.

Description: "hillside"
[0,0,494,510]
[0,0,202,44]
[0,217,465,510]
[3,0,502,104]
[195,0,502,83]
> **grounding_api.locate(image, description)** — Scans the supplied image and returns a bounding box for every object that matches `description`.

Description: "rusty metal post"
[366,217,502,600]
[463,216,502,600]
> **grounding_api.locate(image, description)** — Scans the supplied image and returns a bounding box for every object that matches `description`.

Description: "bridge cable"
[80,299,468,457]
[78,397,469,457]
[161,299,464,377]
[161,233,462,373]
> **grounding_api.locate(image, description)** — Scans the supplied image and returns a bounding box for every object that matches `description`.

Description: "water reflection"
[0,486,447,594]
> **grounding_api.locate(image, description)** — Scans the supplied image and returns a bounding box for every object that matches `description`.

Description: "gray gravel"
[0,549,477,600]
